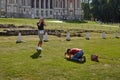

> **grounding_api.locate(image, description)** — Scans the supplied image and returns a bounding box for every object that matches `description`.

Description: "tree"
[91,0,120,22]
[81,0,91,20]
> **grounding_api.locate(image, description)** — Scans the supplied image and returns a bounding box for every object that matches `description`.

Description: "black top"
[37,22,44,30]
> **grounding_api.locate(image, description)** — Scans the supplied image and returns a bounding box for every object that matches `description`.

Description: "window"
[41,10,43,16]
[24,8,25,12]
[50,0,53,9]
[50,11,52,15]
[31,0,34,8]
[36,10,39,16]
[46,11,48,16]
[41,0,44,8]
[46,0,48,8]
[36,0,39,8]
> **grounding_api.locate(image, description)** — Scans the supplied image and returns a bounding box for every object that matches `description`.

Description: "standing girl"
[37,18,46,50]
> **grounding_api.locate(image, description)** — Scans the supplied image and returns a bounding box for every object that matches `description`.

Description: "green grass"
[0,18,120,80]
[0,18,119,31]
[0,35,120,80]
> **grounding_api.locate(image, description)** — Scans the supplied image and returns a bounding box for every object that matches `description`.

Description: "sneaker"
[37,47,42,50]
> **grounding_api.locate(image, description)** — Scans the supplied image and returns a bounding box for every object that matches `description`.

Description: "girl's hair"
[39,18,45,25]
[40,18,44,22]
[66,49,70,53]
[64,49,70,56]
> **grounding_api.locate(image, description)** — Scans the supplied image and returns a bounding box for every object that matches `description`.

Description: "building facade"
[0,0,82,20]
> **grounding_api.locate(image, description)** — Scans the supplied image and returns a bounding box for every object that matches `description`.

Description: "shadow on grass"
[30,51,42,59]
[65,58,86,64]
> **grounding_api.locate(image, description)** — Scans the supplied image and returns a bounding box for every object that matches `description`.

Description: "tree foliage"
[81,2,91,20]
[91,0,120,22]
[81,0,91,20]
[81,0,120,22]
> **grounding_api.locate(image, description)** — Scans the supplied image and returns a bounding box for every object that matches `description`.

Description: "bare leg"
[38,41,42,47]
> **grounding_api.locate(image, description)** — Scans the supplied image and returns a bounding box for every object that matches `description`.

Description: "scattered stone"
[115,32,119,38]
[66,32,71,41]
[85,32,90,40]
[101,32,106,39]
[16,32,22,43]
[43,32,48,42]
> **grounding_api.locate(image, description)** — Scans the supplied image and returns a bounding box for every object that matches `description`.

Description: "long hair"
[67,49,70,53]
[64,49,70,56]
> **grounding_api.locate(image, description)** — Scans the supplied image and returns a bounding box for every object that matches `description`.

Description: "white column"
[65,0,68,16]
[44,0,46,17]
[62,0,63,17]
[39,0,41,9]
[34,0,36,17]
[48,0,50,9]
[44,0,45,9]
[39,0,41,17]
[65,0,67,8]
[75,0,77,9]
[48,0,50,17]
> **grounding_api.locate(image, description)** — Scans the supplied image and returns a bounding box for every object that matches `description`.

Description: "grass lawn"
[0,18,120,80]
[0,18,119,31]
[0,35,120,80]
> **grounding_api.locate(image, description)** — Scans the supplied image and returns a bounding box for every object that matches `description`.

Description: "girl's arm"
[65,53,73,59]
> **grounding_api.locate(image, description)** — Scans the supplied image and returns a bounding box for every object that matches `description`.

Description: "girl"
[37,18,46,50]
